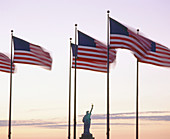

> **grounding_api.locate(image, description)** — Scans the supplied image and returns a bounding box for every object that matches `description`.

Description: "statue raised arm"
[90,104,93,115]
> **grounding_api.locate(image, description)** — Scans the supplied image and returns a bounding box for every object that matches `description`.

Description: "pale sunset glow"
[0,0,170,139]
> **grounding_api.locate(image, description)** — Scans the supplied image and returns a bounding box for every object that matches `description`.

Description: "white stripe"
[14,51,52,62]
[76,55,112,62]
[156,49,170,55]
[77,45,116,62]
[78,45,107,52]
[136,35,151,50]
[72,65,107,72]
[14,54,51,65]
[95,43,116,56]
[141,58,170,67]
[110,44,131,50]
[14,59,51,68]
[14,59,43,65]
[110,37,170,60]
[110,39,147,56]
[78,50,116,61]
[110,34,150,51]
[77,55,107,61]
[0,60,11,65]
[148,51,170,59]
[157,44,170,51]
[78,50,107,57]
[14,50,31,54]
[73,61,107,68]
[0,68,11,72]
[143,52,170,63]
[0,64,12,68]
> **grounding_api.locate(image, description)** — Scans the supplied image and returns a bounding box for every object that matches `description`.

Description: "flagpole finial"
[75,24,77,27]
[70,38,72,41]
[107,10,110,14]
[11,30,13,36]
[137,29,139,32]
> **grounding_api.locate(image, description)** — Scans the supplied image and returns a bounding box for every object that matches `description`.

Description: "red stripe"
[14,61,51,69]
[14,52,52,63]
[110,36,149,53]
[14,50,52,69]
[72,38,116,72]
[110,41,146,58]
[14,56,50,65]
[139,59,170,67]
[72,62,107,69]
[149,51,170,60]
[14,55,51,65]
[110,35,170,67]
[14,58,51,68]
[0,61,11,66]
[72,61,107,72]
[0,64,15,71]
[0,66,15,73]
[72,57,114,64]
[72,66,107,73]
[0,53,15,73]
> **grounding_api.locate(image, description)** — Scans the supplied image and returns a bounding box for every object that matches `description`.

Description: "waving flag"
[110,17,170,67]
[13,36,52,70]
[72,31,116,72]
[0,53,15,73]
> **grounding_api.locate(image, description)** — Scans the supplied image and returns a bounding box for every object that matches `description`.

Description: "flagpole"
[73,24,77,139]
[68,38,72,139]
[8,30,13,139]
[136,29,139,139]
[107,10,110,139]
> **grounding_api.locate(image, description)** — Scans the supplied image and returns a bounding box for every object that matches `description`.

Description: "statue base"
[80,133,95,139]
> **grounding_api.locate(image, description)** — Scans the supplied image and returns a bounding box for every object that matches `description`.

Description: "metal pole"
[73,24,77,139]
[8,30,13,139]
[107,10,110,139]
[68,38,72,139]
[136,29,139,139]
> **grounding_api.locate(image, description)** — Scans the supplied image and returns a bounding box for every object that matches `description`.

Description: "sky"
[0,0,170,139]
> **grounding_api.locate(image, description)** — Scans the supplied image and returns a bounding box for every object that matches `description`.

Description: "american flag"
[110,17,170,67]
[13,36,52,70]
[0,53,15,73]
[72,31,116,72]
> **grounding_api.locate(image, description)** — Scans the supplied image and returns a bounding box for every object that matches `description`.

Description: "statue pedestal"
[80,133,95,139]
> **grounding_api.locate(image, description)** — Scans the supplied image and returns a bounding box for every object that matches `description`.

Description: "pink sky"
[0,0,170,138]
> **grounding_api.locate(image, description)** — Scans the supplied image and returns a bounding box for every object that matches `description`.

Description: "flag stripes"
[0,53,15,73]
[110,34,148,57]
[75,45,114,63]
[72,39,116,73]
[110,34,170,67]
[139,44,170,67]
[76,41,116,63]
[72,58,108,72]
[13,37,52,70]
[110,18,170,67]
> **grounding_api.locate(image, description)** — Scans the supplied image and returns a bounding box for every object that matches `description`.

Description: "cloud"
[1,111,170,129]
[0,120,67,129]
[92,115,170,122]
[0,120,134,128]
[90,111,170,122]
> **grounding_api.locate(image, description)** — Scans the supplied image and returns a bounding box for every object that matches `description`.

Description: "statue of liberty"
[82,104,94,134]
